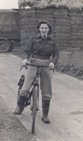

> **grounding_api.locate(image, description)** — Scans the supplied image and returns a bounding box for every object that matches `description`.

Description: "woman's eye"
[41,27,47,30]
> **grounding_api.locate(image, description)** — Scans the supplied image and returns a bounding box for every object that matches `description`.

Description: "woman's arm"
[49,40,59,65]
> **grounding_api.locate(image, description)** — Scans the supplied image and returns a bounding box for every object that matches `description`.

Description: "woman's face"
[39,23,49,37]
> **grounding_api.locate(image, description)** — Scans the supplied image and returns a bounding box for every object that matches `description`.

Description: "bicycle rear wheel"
[31,85,39,133]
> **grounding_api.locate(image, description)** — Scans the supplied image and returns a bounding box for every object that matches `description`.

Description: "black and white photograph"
[0,0,83,141]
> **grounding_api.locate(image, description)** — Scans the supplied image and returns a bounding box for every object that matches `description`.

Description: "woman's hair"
[37,21,52,35]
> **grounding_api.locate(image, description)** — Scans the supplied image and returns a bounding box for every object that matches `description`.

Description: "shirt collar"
[36,33,51,40]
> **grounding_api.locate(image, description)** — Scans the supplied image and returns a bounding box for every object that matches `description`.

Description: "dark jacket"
[25,34,59,65]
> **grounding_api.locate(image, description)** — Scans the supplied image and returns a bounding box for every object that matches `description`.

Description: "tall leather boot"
[42,99,50,124]
[14,95,25,115]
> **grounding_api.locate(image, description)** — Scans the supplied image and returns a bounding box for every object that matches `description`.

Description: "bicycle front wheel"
[31,85,39,133]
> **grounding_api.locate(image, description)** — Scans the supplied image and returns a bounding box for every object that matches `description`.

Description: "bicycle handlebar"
[20,63,54,71]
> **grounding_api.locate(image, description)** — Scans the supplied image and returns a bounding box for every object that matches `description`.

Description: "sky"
[0,0,18,9]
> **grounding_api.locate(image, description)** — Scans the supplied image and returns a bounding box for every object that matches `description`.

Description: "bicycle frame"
[26,64,49,133]
[30,68,40,133]
[29,67,40,111]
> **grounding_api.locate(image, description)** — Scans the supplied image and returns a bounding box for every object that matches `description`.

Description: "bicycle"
[18,63,49,133]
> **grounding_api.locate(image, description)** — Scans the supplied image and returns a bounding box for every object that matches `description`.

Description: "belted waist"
[30,57,50,66]
[32,55,49,60]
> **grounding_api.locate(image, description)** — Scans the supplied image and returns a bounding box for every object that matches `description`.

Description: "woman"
[14,21,59,124]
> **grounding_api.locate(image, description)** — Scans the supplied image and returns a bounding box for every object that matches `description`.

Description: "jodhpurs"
[19,58,53,100]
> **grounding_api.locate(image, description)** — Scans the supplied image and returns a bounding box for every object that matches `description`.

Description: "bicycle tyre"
[31,85,38,133]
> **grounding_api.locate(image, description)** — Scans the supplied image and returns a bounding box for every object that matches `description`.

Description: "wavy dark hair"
[37,21,52,35]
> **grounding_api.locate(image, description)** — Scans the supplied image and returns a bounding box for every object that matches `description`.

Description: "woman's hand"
[49,62,55,70]
[22,59,28,66]
[21,59,30,70]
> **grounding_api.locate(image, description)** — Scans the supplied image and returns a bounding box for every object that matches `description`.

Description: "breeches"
[19,58,53,100]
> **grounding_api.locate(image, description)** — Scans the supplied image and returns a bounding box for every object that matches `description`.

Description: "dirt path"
[0,53,83,141]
